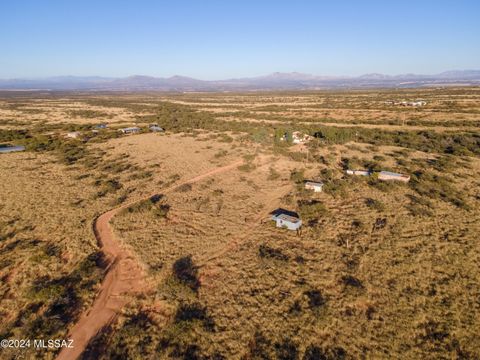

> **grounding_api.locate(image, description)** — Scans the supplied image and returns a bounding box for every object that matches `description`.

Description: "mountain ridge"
[1,70,479,91]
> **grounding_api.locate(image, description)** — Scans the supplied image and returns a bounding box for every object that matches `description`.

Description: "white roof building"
[119,127,141,134]
[346,169,371,176]
[378,171,410,183]
[305,181,324,192]
[272,213,302,231]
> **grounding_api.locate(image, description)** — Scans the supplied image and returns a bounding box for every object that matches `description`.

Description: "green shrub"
[177,183,193,192]
[268,167,281,180]
[304,290,326,308]
[172,256,200,291]
[258,244,289,261]
[287,151,307,162]
[246,331,272,359]
[175,302,215,331]
[275,338,299,360]
[303,345,347,360]
[410,170,469,209]
[94,178,122,198]
[251,128,270,144]
[341,275,363,289]
[214,149,228,158]
[238,163,256,172]
[323,181,345,197]
[290,169,304,184]
[365,198,385,211]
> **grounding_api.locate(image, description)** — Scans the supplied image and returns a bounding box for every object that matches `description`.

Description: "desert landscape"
[0,88,479,359]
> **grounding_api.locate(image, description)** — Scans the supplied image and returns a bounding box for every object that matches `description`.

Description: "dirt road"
[57,159,243,360]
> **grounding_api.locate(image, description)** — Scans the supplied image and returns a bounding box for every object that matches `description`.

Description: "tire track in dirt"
[57,159,244,360]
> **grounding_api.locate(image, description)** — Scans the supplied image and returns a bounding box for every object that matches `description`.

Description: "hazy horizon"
[1,1,479,79]
[3,68,480,81]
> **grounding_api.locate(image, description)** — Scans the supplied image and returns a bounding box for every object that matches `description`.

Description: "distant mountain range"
[1,70,479,91]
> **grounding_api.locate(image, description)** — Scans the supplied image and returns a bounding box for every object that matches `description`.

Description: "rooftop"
[276,214,301,223]
[305,181,324,186]
[379,171,408,177]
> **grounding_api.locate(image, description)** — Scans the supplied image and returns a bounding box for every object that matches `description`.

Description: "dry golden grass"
[99,142,480,359]
[95,132,245,185]
[0,152,109,358]
[1,89,479,359]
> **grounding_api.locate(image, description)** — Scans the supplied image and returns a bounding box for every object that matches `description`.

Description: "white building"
[346,169,371,176]
[119,127,141,134]
[378,171,410,183]
[271,213,302,231]
[400,100,427,107]
[305,181,324,192]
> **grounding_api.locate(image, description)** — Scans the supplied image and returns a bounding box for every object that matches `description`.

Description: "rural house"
[401,100,426,107]
[119,127,141,134]
[271,209,302,231]
[305,180,324,192]
[378,171,410,182]
[346,169,410,182]
[385,100,427,106]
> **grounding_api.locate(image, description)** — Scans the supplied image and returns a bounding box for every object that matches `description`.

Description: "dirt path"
[57,159,244,360]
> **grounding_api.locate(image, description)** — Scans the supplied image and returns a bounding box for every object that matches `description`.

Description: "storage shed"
[272,214,302,230]
[305,181,324,192]
[271,209,302,231]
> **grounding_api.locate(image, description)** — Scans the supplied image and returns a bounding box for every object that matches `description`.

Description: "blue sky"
[0,0,479,79]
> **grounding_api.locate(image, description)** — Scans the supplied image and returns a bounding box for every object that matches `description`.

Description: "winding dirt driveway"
[57,159,243,360]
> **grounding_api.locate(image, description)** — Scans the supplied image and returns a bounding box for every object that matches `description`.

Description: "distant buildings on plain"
[384,100,427,107]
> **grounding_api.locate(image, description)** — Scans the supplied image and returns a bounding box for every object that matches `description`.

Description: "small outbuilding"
[378,171,410,183]
[305,180,324,192]
[270,209,302,231]
[119,127,141,134]
[95,123,107,129]
[273,214,302,230]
